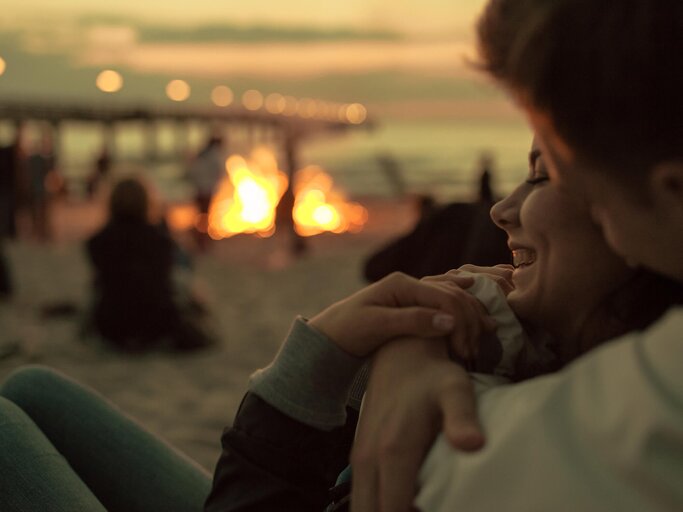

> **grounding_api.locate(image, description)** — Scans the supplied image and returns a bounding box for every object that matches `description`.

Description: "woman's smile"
[511,248,536,268]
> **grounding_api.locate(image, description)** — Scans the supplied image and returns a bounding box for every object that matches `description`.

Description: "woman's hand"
[309,271,496,358]
[413,264,513,360]
[422,264,515,296]
[350,336,484,512]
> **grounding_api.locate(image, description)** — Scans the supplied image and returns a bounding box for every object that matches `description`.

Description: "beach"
[0,195,415,472]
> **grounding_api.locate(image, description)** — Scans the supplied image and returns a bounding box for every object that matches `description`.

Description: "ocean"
[4,117,532,204]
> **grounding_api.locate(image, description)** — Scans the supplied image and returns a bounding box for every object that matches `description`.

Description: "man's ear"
[650,161,683,213]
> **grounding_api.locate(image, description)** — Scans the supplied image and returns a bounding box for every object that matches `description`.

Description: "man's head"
[477,0,683,281]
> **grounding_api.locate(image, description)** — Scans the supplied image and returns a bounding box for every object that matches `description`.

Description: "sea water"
[4,118,531,204]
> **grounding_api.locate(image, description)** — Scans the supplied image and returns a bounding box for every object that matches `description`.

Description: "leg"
[0,396,107,511]
[0,366,212,512]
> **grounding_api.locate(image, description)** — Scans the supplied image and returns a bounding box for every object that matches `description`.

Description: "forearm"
[206,318,364,511]
[249,316,366,430]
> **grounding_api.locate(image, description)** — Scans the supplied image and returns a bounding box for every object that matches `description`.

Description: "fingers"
[423,265,515,296]
[450,265,515,296]
[378,274,488,332]
[377,306,455,340]
[439,377,486,452]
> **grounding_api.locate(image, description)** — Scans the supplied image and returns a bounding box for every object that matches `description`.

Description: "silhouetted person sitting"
[86,177,214,352]
[364,199,510,282]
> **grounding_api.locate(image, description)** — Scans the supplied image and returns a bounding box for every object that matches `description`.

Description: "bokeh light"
[95,70,123,93]
[242,89,264,111]
[265,93,286,114]
[166,79,191,102]
[297,98,317,118]
[0,57,6,77]
[345,103,368,124]
[211,85,234,107]
[282,96,299,116]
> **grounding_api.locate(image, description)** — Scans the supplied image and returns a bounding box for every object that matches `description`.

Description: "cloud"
[76,39,479,78]
[137,24,404,43]
[72,16,404,43]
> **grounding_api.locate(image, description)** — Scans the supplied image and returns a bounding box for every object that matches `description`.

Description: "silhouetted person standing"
[186,135,225,250]
[477,151,496,204]
[26,133,55,241]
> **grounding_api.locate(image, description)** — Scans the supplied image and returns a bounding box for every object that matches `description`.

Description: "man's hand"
[350,337,484,512]
[309,272,496,358]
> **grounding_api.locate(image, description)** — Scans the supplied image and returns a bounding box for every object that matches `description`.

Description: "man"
[351,1,683,510]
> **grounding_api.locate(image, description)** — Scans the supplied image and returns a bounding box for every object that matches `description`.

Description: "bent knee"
[0,365,66,404]
[0,395,31,425]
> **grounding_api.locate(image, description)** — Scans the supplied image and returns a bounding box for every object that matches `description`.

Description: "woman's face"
[490,139,633,342]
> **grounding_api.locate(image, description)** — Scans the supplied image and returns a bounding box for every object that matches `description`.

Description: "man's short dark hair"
[477,0,683,178]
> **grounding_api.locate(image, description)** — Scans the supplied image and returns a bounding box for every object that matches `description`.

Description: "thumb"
[440,385,485,452]
[381,307,457,340]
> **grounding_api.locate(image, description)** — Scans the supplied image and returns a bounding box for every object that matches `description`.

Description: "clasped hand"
[309,270,497,360]
[309,266,513,512]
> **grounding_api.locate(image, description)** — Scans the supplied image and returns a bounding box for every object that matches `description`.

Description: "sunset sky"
[0,0,521,120]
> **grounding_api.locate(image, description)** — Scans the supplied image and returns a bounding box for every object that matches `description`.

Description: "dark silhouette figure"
[26,133,55,241]
[186,135,225,251]
[86,177,214,351]
[0,130,25,240]
[477,151,496,204]
[364,201,510,282]
[87,147,112,198]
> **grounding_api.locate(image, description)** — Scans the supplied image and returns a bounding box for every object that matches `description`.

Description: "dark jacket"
[87,220,179,346]
[364,201,510,282]
[205,393,358,512]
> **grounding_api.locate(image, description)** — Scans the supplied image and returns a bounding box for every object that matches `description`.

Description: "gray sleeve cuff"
[249,316,366,430]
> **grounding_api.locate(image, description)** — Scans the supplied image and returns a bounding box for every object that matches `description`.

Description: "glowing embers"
[207,148,288,240]
[293,166,368,237]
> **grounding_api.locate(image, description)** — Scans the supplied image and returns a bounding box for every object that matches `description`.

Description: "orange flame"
[293,166,368,237]
[207,148,288,239]
[179,148,369,240]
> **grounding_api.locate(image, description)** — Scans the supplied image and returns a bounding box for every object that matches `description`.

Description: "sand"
[0,196,416,472]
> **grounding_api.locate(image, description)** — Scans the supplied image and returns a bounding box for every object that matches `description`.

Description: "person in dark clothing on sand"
[86,177,214,351]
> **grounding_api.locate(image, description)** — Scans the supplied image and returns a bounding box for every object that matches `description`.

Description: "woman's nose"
[490,190,520,230]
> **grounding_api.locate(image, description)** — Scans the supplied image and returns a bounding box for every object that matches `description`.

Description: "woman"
[0,141,679,511]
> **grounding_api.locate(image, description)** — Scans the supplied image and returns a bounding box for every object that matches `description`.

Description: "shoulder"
[417,311,683,510]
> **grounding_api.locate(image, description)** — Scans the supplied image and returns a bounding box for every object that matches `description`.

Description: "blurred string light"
[211,85,234,107]
[95,69,123,93]
[282,96,299,116]
[344,103,368,124]
[265,93,286,114]
[297,98,317,119]
[0,57,6,76]
[150,75,366,124]
[166,79,191,102]
[242,89,264,111]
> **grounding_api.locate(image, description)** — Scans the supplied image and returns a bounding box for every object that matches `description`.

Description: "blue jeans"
[0,366,212,511]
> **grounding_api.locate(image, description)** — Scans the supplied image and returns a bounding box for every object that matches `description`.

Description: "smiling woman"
[490,139,638,361]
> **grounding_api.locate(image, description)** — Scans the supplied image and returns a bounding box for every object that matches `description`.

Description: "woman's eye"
[525,175,550,185]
